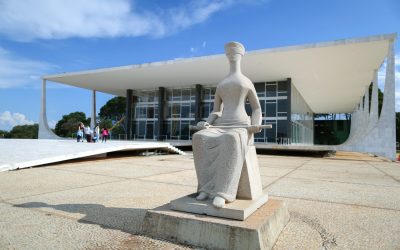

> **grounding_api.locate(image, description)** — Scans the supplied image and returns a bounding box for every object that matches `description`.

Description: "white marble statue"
[192,41,262,208]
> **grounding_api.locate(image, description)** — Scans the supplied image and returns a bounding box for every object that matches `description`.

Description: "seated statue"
[192,41,262,208]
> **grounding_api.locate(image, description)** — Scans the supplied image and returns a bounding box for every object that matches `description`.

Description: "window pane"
[277,120,288,138]
[278,81,288,91]
[266,84,276,97]
[182,89,190,101]
[173,89,181,101]
[255,82,265,97]
[172,103,180,118]
[180,121,190,140]
[278,99,287,112]
[266,103,276,117]
[181,105,190,118]
[147,107,154,118]
[265,122,276,143]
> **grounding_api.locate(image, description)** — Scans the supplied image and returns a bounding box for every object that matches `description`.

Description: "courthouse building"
[39,33,397,160]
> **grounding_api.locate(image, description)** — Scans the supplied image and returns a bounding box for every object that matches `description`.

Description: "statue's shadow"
[14,202,147,234]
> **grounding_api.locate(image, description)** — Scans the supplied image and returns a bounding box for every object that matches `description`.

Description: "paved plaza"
[0,151,399,249]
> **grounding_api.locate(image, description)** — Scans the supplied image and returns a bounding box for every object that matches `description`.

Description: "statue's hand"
[196,121,210,130]
[248,125,262,134]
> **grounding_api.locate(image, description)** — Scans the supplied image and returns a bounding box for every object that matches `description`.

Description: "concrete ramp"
[0,139,185,172]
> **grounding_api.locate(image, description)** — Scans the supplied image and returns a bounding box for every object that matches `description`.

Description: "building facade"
[39,33,396,159]
[128,78,314,144]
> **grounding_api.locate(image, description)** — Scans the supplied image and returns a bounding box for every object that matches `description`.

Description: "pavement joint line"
[132,178,196,188]
[41,167,132,180]
[260,174,284,178]
[365,161,400,184]
[132,169,192,180]
[322,157,387,163]
[281,176,400,188]
[3,179,133,203]
[269,195,400,212]
[44,165,191,181]
[263,159,313,189]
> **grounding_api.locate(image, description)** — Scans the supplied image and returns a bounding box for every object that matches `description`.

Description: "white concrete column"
[38,79,60,139]
[91,90,96,129]
[377,39,396,160]
[369,70,379,127]
[359,86,370,134]
[337,36,397,160]
[364,85,370,115]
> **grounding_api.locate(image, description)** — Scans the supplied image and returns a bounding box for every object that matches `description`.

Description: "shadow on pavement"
[14,202,147,234]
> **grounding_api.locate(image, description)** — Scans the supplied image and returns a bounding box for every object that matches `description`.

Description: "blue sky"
[0,0,399,131]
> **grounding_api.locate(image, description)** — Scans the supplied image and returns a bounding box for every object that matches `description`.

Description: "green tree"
[5,124,38,139]
[0,130,8,138]
[55,112,87,138]
[99,97,126,121]
[98,96,127,138]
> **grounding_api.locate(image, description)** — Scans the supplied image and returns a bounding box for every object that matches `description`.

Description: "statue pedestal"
[170,192,268,220]
[142,198,289,250]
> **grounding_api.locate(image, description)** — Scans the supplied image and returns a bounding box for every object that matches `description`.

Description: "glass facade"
[164,88,196,140]
[253,81,290,143]
[290,84,313,144]
[128,79,313,144]
[200,87,216,119]
[132,89,159,140]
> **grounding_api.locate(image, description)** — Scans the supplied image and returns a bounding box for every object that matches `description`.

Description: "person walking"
[84,125,92,142]
[92,131,98,142]
[95,124,100,139]
[101,127,109,143]
[77,125,83,142]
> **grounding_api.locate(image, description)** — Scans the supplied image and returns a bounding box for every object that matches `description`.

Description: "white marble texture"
[338,38,397,160]
[192,42,263,208]
[0,139,185,172]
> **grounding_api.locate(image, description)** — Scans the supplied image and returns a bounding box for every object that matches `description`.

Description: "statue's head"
[224,41,245,61]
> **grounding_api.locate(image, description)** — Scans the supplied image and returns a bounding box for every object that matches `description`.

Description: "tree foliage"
[4,124,38,139]
[0,130,7,138]
[55,112,89,138]
[99,97,126,121]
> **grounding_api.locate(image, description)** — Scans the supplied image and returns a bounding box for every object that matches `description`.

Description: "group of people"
[76,122,109,143]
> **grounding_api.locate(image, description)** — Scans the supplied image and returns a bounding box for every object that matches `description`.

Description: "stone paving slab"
[1,152,400,249]
[11,179,195,234]
[0,202,193,250]
[273,197,400,250]
[300,162,383,174]
[0,167,122,201]
[259,166,294,177]
[267,177,400,210]
[286,169,400,187]
[48,159,190,179]
[139,169,198,187]
[368,162,400,179]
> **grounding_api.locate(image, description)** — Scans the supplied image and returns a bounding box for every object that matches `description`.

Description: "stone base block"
[142,199,290,250]
[170,193,269,221]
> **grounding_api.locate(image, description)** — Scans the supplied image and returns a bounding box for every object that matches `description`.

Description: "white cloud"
[0,47,57,88]
[202,41,207,48]
[0,0,264,41]
[0,111,35,131]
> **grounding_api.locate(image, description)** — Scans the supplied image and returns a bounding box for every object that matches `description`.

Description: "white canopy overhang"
[43,33,395,113]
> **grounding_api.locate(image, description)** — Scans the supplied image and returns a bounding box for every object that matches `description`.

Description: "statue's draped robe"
[192,83,251,202]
